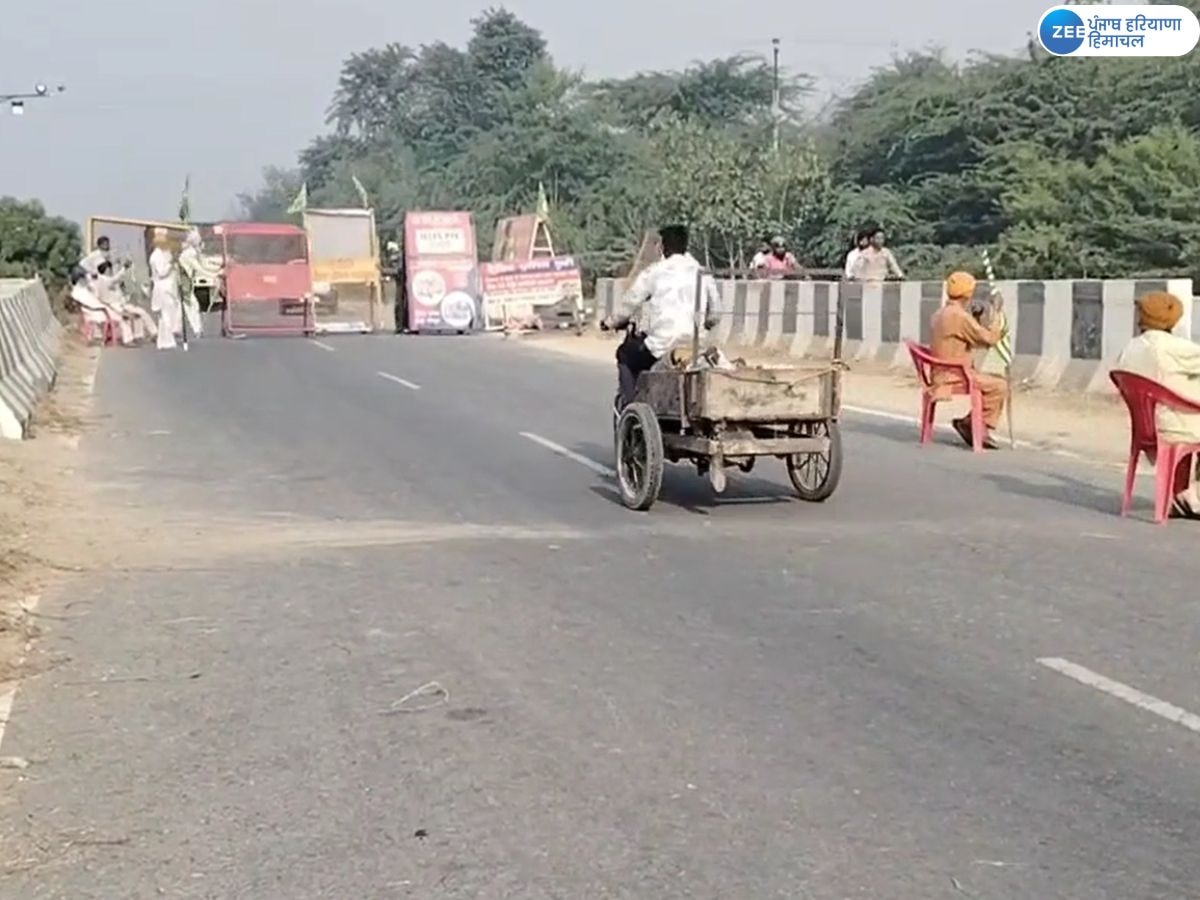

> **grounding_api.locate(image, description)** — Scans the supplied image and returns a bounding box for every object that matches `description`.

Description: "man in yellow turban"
[1116,291,1200,517]
[928,271,1007,449]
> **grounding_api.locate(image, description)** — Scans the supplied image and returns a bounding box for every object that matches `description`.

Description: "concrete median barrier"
[0,279,63,439]
[594,276,1194,393]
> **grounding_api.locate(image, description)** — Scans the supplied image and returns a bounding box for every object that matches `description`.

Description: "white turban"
[185,228,202,248]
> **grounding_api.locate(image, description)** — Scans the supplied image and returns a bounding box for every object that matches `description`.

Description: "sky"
[1,0,1050,229]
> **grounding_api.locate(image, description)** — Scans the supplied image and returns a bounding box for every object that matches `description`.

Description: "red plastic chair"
[1109,369,1200,524]
[905,340,985,454]
[79,313,117,346]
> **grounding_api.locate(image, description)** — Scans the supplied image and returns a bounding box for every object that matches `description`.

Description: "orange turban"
[1137,292,1183,332]
[945,271,977,302]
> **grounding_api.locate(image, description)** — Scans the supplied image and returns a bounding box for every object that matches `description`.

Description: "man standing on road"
[178,229,213,339]
[604,224,721,409]
[149,230,183,350]
[387,241,409,334]
[929,271,1006,450]
[850,227,905,281]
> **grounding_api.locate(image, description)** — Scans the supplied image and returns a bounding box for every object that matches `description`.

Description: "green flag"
[178,175,191,223]
[351,174,370,209]
[287,181,308,215]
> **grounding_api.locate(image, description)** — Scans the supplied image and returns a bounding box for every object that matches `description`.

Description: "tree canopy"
[0,198,81,285]
[241,7,1200,281]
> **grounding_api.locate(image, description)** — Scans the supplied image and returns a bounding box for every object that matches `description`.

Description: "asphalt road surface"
[3,332,1200,899]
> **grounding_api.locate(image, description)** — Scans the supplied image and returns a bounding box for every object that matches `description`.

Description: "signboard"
[492,214,554,262]
[480,256,583,326]
[403,211,481,332]
[303,208,383,332]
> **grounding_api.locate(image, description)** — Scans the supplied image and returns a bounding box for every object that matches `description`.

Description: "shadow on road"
[574,441,795,516]
[983,471,1122,518]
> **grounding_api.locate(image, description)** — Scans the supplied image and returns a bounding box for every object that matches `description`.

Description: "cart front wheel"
[787,420,842,503]
[616,402,664,511]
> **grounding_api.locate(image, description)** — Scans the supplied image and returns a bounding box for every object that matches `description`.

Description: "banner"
[403,211,481,332]
[304,209,381,285]
[480,255,583,324]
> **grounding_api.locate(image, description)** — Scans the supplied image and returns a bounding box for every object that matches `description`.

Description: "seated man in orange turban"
[1116,291,1200,517]
[929,271,1007,449]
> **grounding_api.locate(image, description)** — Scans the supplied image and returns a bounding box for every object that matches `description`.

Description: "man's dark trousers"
[617,333,658,408]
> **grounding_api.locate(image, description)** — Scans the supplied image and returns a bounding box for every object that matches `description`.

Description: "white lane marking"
[520,431,616,478]
[377,372,421,391]
[0,594,41,755]
[1038,657,1200,734]
[310,340,337,353]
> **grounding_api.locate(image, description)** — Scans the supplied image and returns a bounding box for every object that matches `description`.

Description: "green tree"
[0,198,81,284]
[237,167,304,223]
[588,55,809,129]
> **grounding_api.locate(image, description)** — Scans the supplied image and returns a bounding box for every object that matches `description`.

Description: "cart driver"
[602,224,721,410]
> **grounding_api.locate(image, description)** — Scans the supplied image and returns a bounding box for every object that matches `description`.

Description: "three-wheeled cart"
[613,276,846,511]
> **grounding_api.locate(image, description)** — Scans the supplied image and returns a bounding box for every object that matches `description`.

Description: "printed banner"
[481,256,583,319]
[403,211,481,332]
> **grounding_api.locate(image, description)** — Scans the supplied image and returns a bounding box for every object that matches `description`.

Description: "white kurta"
[79,249,110,278]
[1115,330,1200,443]
[150,247,182,350]
[72,283,132,345]
[97,273,157,341]
[177,245,207,337]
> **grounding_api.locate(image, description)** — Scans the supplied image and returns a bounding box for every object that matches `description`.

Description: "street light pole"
[771,38,781,154]
[1,84,66,115]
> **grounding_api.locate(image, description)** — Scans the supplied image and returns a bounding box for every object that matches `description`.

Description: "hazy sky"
[2,0,1049,228]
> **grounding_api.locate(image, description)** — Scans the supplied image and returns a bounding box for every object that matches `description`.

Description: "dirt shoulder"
[510,331,1132,467]
[0,339,102,686]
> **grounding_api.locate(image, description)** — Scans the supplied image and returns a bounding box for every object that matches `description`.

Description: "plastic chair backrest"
[1110,369,1200,453]
[905,340,971,390]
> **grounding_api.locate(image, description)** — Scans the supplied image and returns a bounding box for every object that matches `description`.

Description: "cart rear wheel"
[787,420,842,503]
[616,402,664,511]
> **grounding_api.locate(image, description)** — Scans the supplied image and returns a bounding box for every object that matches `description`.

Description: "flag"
[979,248,1013,374]
[287,182,308,215]
[536,181,550,218]
[982,310,1014,373]
[178,175,191,223]
[351,174,371,209]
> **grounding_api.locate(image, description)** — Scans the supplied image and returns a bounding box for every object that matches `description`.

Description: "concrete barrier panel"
[0,279,62,439]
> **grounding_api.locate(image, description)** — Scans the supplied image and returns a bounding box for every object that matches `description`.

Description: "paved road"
[3,333,1200,899]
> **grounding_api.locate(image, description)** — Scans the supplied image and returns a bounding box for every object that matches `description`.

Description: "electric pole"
[772,38,781,154]
[1,84,66,116]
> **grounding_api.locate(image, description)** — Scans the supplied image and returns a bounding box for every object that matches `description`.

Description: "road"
[2,332,1200,899]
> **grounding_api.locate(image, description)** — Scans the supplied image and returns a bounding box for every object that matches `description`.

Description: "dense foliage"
[239,5,1200,280]
[0,198,81,285]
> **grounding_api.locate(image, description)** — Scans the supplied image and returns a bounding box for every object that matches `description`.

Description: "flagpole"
[981,248,1014,449]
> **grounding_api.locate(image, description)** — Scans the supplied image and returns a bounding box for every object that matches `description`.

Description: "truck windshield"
[226,234,308,265]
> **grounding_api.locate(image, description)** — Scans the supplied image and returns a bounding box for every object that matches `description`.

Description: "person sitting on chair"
[602,224,721,410]
[1115,291,1200,518]
[929,271,1006,450]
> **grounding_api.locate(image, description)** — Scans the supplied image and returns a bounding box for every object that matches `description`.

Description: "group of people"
[71,229,217,350]
[844,228,905,282]
[743,227,905,282]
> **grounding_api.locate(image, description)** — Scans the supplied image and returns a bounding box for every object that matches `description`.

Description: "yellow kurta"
[1116,330,1200,443]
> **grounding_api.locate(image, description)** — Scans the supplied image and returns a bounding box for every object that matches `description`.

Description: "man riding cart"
[601,224,722,409]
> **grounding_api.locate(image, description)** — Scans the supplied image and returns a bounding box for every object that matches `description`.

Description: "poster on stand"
[403,211,481,333]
